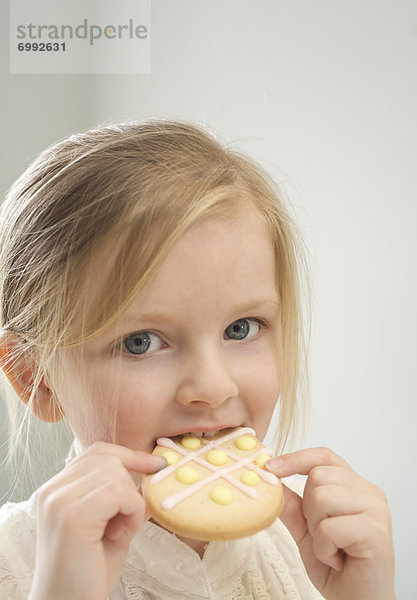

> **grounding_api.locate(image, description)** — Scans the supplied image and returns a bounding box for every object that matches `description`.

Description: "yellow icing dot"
[161,450,179,466]
[254,453,271,468]
[181,435,201,450]
[206,449,228,466]
[235,435,257,451]
[176,466,200,484]
[241,470,260,486]
[210,486,234,505]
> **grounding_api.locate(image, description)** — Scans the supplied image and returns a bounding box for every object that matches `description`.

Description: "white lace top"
[0,487,324,600]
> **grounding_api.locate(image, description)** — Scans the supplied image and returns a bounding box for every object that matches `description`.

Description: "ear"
[0,333,64,423]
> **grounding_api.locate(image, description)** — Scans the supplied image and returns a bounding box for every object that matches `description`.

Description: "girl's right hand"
[28,442,167,600]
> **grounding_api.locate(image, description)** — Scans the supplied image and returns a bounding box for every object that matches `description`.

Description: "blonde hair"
[0,118,309,465]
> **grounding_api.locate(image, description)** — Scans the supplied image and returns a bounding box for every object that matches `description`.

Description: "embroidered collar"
[125,520,252,597]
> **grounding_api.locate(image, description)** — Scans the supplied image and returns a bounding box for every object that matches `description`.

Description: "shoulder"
[0,494,38,599]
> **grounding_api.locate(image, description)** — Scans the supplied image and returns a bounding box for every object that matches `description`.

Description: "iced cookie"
[142,427,284,541]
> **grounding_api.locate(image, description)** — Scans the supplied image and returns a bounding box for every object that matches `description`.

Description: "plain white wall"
[1,1,416,597]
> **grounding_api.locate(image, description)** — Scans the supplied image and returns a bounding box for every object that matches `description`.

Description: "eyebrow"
[227,298,281,315]
[120,298,281,328]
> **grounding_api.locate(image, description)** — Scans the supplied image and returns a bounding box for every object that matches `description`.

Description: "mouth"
[189,429,232,440]
[160,425,241,442]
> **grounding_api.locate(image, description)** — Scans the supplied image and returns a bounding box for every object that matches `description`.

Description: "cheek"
[49,357,133,446]
[248,364,281,416]
[113,390,154,446]
[241,337,282,393]
[53,376,116,447]
[111,371,171,450]
[237,343,281,436]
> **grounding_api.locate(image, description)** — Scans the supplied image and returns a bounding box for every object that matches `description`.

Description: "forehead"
[73,203,280,345]
[126,207,279,319]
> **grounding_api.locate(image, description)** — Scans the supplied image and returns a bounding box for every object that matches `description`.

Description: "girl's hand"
[267,448,396,600]
[28,442,166,600]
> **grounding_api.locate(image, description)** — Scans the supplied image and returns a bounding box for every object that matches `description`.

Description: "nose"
[175,345,239,408]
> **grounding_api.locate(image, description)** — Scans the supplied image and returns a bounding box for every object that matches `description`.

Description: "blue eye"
[224,319,261,341]
[123,331,164,356]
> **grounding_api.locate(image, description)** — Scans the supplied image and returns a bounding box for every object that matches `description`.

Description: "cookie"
[142,427,284,541]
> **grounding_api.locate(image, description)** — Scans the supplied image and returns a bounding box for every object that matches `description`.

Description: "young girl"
[0,120,395,600]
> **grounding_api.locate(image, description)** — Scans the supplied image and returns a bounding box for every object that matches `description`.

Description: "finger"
[72,442,167,474]
[104,511,143,542]
[42,450,163,500]
[304,464,362,489]
[266,447,350,478]
[42,463,132,504]
[279,485,330,581]
[313,512,376,567]
[312,515,346,571]
[105,513,128,540]
[62,479,145,542]
[279,483,309,547]
[302,484,368,538]
[38,462,147,538]
[138,485,153,521]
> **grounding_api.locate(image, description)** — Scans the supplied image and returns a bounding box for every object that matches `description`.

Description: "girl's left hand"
[266,448,396,600]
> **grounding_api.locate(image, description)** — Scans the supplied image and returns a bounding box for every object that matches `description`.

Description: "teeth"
[187,427,236,439]
[188,431,218,439]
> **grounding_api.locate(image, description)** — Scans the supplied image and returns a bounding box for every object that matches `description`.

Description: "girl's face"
[54,206,282,455]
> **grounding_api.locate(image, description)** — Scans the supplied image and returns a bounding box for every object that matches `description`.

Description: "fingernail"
[265,457,283,472]
[151,455,168,471]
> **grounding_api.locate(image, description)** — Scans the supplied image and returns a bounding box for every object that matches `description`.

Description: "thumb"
[279,483,309,547]
[279,483,325,582]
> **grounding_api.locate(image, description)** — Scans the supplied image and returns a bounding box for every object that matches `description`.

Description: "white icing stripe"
[150,428,279,510]
[161,460,258,509]
[150,428,256,484]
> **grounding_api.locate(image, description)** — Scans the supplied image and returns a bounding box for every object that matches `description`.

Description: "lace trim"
[0,555,19,599]
[230,579,247,599]
[259,532,301,600]
[247,563,271,600]
[122,581,146,600]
